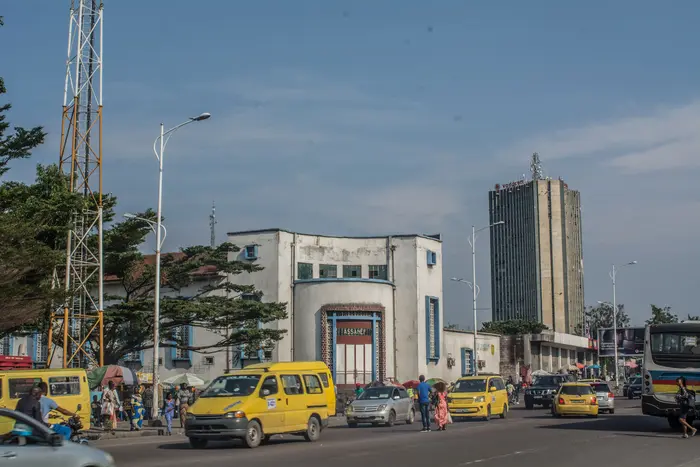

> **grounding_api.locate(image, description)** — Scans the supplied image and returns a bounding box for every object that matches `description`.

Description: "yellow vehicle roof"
[457,374,501,381]
[560,382,591,387]
[228,361,330,374]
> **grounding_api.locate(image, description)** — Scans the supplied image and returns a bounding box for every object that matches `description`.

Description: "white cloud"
[500,100,700,173]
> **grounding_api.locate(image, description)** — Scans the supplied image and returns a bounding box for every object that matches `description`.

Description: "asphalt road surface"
[99,400,700,467]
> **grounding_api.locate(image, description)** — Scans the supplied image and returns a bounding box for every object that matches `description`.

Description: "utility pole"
[209,201,217,247]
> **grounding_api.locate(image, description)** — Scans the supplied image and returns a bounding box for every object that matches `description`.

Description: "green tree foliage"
[580,303,630,337]
[646,304,678,325]
[480,319,548,335]
[0,49,81,335]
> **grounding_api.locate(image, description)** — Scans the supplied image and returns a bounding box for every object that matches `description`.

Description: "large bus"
[642,322,700,429]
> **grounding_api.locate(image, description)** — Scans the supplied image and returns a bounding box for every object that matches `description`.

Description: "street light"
[605,261,637,388]
[451,220,505,375]
[147,112,210,420]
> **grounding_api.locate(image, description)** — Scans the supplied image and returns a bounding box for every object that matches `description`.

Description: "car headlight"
[474,396,485,403]
[346,405,353,413]
[224,411,246,419]
[186,413,196,421]
[377,404,387,411]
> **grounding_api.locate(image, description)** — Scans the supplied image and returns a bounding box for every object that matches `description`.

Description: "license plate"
[533,396,542,399]
[571,400,585,404]
[455,409,469,413]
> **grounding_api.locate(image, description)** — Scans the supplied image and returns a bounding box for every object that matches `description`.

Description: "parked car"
[0,408,115,467]
[627,377,642,399]
[524,374,576,409]
[346,386,415,427]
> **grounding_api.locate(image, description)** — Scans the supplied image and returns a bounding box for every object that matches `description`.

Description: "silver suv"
[346,386,415,427]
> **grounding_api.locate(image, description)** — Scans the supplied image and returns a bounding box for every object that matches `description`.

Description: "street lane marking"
[459,448,541,465]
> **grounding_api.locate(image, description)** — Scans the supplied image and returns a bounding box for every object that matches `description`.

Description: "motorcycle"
[57,404,89,445]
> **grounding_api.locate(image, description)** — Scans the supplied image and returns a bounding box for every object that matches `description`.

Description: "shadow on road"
[538,415,671,434]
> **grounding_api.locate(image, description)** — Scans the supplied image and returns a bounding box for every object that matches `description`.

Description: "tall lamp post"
[601,260,637,388]
[137,112,210,420]
[451,221,505,375]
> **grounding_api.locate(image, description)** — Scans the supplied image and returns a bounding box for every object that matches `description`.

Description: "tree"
[51,213,289,364]
[0,35,81,336]
[480,319,548,335]
[646,304,678,325]
[688,315,700,321]
[581,303,630,337]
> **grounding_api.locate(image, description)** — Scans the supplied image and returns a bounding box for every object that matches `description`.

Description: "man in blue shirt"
[416,375,432,432]
[37,382,79,441]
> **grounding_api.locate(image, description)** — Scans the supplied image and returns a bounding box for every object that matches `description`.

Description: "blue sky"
[3,1,699,330]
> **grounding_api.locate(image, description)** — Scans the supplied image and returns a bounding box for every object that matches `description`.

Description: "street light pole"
[451,221,504,376]
[607,261,637,389]
[147,112,210,420]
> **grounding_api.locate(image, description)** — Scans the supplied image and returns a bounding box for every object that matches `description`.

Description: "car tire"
[406,409,415,425]
[628,391,633,400]
[499,404,507,419]
[483,405,491,421]
[303,417,321,442]
[609,409,615,415]
[243,420,262,449]
[188,437,207,449]
[386,410,396,427]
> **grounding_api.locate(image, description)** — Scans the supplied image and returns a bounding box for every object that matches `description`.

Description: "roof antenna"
[530,152,544,180]
[209,201,217,247]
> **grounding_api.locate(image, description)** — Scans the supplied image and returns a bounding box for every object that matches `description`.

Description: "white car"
[0,408,115,467]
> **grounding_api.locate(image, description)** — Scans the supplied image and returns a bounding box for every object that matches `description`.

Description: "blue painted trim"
[425,296,440,364]
[332,315,381,322]
[294,278,394,286]
[460,348,474,376]
[243,245,258,260]
[30,334,37,362]
[427,250,437,266]
[331,316,338,381]
[171,325,193,362]
[188,325,194,362]
[140,350,145,364]
[8,336,14,356]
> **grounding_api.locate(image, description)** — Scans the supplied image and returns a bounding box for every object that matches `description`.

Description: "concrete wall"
[440,330,501,382]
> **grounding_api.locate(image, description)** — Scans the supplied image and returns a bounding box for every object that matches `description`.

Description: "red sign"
[0,355,33,370]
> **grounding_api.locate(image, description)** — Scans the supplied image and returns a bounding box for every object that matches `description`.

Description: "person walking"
[176,383,192,429]
[101,381,120,433]
[143,385,153,421]
[130,387,145,431]
[433,381,449,431]
[416,375,432,432]
[676,376,697,438]
[163,393,176,436]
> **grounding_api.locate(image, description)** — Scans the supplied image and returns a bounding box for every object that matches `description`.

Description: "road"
[99,400,700,467]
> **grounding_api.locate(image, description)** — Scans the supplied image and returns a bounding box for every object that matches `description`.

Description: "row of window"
[0,335,49,362]
[297,263,388,280]
[2,376,81,400]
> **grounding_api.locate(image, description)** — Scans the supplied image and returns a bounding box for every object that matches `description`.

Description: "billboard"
[597,327,645,357]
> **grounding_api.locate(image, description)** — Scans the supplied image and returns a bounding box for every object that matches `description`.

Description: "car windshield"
[533,376,568,386]
[453,379,487,393]
[358,387,393,400]
[630,378,641,385]
[199,375,261,398]
[560,385,593,396]
[591,383,610,392]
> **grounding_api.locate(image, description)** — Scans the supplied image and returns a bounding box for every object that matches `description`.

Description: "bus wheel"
[668,416,682,431]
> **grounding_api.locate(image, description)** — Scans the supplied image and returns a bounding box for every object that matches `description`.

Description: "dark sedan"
[627,377,642,399]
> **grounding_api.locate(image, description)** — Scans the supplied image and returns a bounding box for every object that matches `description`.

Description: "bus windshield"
[650,330,700,368]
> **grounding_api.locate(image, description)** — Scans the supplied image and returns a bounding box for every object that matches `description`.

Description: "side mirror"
[48,433,63,447]
[489,386,497,392]
[260,388,271,398]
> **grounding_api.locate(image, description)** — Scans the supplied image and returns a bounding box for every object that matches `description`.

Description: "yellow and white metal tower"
[48,0,105,368]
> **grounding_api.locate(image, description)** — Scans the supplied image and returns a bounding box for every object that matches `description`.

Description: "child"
[91,395,102,428]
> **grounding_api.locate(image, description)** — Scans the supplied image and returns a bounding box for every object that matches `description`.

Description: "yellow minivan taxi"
[0,368,91,434]
[552,382,599,418]
[448,374,509,421]
[186,361,335,449]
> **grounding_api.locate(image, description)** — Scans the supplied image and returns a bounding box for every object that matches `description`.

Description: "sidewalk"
[87,416,348,440]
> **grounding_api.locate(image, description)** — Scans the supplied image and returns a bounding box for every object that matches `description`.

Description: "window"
[453,379,486,393]
[391,388,400,399]
[297,262,313,280]
[318,373,330,388]
[33,333,48,363]
[243,245,258,260]
[368,265,388,280]
[260,376,279,396]
[9,378,41,399]
[49,376,81,396]
[398,388,409,399]
[425,296,440,362]
[319,264,337,278]
[560,385,594,396]
[0,337,11,356]
[124,352,141,362]
[241,293,261,301]
[281,375,304,395]
[303,375,323,394]
[200,375,261,397]
[427,250,437,266]
[461,348,474,376]
[491,378,505,391]
[172,325,191,360]
[343,265,362,278]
